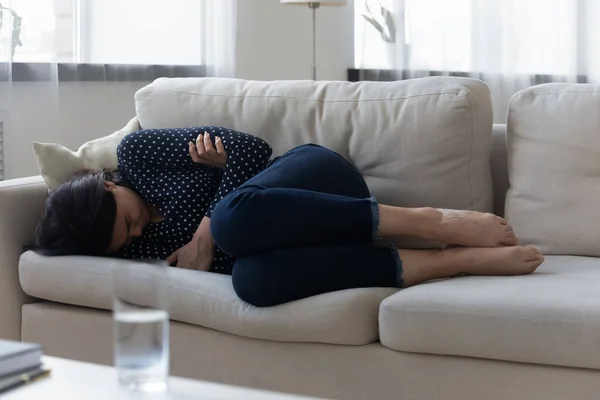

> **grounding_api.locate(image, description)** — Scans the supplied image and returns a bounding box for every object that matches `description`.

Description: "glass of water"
[112,259,170,392]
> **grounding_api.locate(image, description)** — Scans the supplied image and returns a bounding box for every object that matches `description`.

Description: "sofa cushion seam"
[381,307,600,325]
[138,88,469,104]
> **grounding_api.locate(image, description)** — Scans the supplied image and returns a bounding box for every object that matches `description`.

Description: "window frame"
[0,62,205,82]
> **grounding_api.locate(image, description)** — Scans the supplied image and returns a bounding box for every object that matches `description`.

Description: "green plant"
[0,3,22,60]
[361,0,395,43]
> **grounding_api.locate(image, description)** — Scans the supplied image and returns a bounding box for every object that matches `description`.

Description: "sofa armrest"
[0,176,48,340]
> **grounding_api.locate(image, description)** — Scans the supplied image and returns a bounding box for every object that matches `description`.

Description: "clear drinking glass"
[112,259,170,392]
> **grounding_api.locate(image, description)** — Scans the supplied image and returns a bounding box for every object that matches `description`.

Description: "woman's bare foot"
[458,245,544,276]
[377,206,517,247]
[400,246,544,287]
[429,209,518,248]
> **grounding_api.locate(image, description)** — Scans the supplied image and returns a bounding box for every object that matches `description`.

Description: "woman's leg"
[377,207,517,250]
[212,144,375,257]
[401,246,544,287]
[211,144,516,258]
[232,245,544,307]
[232,245,401,307]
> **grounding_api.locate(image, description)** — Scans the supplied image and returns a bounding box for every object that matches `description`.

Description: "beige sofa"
[1,77,600,400]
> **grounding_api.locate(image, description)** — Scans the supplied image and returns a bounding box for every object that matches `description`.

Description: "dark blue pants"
[211,144,402,307]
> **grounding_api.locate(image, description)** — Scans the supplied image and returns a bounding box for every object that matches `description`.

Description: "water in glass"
[112,259,169,392]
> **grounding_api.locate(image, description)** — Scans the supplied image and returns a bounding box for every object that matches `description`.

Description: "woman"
[34,127,544,307]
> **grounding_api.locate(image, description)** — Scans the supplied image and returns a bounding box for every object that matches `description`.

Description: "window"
[0,0,204,65]
[354,0,395,70]
[0,0,62,62]
[355,0,583,76]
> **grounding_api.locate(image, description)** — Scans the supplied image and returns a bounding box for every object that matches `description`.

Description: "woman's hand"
[188,132,227,169]
[166,233,214,271]
[167,217,215,271]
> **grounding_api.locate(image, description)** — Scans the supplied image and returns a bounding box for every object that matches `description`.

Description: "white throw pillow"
[506,83,600,255]
[32,117,140,191]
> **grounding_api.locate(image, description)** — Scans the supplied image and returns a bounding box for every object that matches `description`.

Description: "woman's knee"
[232,261,280,307]
[285,144,369,198]
[210,188,257,256]
[210,196,240,256]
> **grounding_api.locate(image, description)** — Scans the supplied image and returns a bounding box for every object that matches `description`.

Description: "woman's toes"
[527,257,544,272]
[521,246,542,259]
[528,245,542,254]
[502,226,518,245]
[502,235,519,246]
[496,216,508,225]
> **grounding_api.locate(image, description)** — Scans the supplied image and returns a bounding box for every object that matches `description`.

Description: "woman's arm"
[198,129,272,217]
[167,216,214,270]
[117,126,271,177]
[169,130,272,270]
[117,128,203,171]
[117,127,272,207]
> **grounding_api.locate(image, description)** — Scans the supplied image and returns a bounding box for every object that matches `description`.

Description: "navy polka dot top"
[115,126,273,274]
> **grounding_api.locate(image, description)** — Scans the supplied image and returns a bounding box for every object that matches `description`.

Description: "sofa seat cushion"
[379,255,600,370]
[19,251,397,345]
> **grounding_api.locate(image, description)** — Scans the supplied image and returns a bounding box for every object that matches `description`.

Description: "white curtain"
[204,0,238,77]
[356,0,600,121]
[0,0,237,180]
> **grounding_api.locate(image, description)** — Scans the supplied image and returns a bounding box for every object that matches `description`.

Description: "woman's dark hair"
[33,169,128,256]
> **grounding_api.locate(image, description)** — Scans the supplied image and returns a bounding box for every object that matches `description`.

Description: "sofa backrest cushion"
[506,83,600,255]
[135,77,494,248]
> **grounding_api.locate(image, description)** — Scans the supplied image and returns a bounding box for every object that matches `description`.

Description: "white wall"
[2,82,145,179]
[4,0,355,179]
[237,0,354,81]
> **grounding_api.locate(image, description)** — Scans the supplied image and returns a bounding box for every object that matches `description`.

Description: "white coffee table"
[2,356,322,399]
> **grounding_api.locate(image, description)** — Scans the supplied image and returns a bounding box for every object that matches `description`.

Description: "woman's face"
[104,181,150,253]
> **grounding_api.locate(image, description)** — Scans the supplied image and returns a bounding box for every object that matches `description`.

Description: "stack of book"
[0,340,50,394]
